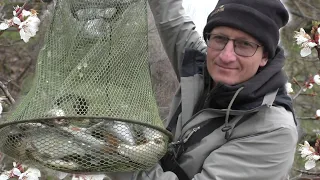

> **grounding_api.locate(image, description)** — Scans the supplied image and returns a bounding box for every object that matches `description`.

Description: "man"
[111,0,298,179]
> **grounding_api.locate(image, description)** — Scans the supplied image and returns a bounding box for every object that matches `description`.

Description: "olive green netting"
[0,0,170,173]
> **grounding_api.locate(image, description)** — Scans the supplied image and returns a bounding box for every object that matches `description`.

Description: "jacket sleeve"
[148,0,207,79]
[133,125,297,180]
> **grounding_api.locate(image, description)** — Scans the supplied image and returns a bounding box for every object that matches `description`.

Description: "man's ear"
[259,52,268,67]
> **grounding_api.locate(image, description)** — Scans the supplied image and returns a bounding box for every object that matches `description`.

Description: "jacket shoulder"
[231,106,297,140]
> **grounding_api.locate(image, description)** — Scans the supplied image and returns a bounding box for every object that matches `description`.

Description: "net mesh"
[0,0,170,173]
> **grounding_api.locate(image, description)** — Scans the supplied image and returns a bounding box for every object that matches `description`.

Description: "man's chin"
[212,77,238,86]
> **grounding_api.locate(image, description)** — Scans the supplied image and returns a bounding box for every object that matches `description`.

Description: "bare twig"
[293,77,302,88]
[316,47,320,61]
[0,81,15,104]
[17,58,33,82]
[293,87,304,100]
[298,92,317,97]
[289,173,302,180]
[297,117,318,120]
[293,167,320,176]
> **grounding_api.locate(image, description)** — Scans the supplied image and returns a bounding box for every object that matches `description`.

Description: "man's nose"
[219,40,237,63]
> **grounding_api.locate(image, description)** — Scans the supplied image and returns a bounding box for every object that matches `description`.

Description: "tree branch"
[293,167,320,176]
[297,117,318,120]
[0,81,15,104]
[293,87,304,100]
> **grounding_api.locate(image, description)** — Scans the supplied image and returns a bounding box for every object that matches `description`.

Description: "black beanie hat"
[203,0,289,58]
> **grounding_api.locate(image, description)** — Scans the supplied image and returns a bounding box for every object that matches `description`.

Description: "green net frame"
[0,0,171,173]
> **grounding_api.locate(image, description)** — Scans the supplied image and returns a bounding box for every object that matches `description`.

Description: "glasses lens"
[207,35,228,50]
[234,40,257,57]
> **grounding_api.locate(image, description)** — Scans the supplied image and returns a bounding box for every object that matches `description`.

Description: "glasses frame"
[205,33,263,57]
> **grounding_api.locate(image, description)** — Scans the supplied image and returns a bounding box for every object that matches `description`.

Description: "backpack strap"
[161,102,190,179]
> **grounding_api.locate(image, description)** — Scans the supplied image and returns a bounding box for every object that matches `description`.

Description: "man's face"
[206,26,268,85]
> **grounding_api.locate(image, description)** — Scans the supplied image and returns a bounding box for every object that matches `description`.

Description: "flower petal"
[300,28,306,34]
[0,174,9,180]
[13,17,21,25]
[19,173,39,180]
[307,42,317,48]
[0,22,9,30]
[0,103,2,115]
[300,47,312,57]
[313,155,320,161]
[21,10,31,18]
[314,74,320,85]
[19,28,31,43]
[12,168,22,176]
[295,36,309,45]
[305,160,316,170]
[285,83,293,93]
[26,168,41,177]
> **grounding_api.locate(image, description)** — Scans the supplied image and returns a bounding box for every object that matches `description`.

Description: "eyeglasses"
[205,33,262,57]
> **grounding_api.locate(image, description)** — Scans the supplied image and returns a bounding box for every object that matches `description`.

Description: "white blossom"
[0,174,9,180]
[305,154,320,170]
[0,97,6,115]
[294,28,310,45]
[12,168,22,177]
[285,82,293,94]
[298,141,320,170]
[13,17,22,25]
[0,103,2,115]
[13,6,31,18]
[18,168,41,180]
[18,15,40,43]
[304,83,313,91]
[300,42,317,57]
[316,109,320,117]
[314,74,320,85]
[294,28,318,57]
[2,6,41,43]
[0,22,9,30]
[299,141,314,158]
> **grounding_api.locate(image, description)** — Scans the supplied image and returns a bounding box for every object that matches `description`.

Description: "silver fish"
[29,130,87,159]
[118,128,166,165]
[118,140,166,165]
[143,127,165,142]
[101,121,136,145]
[60,125,110,150]
[29,151,81,170]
